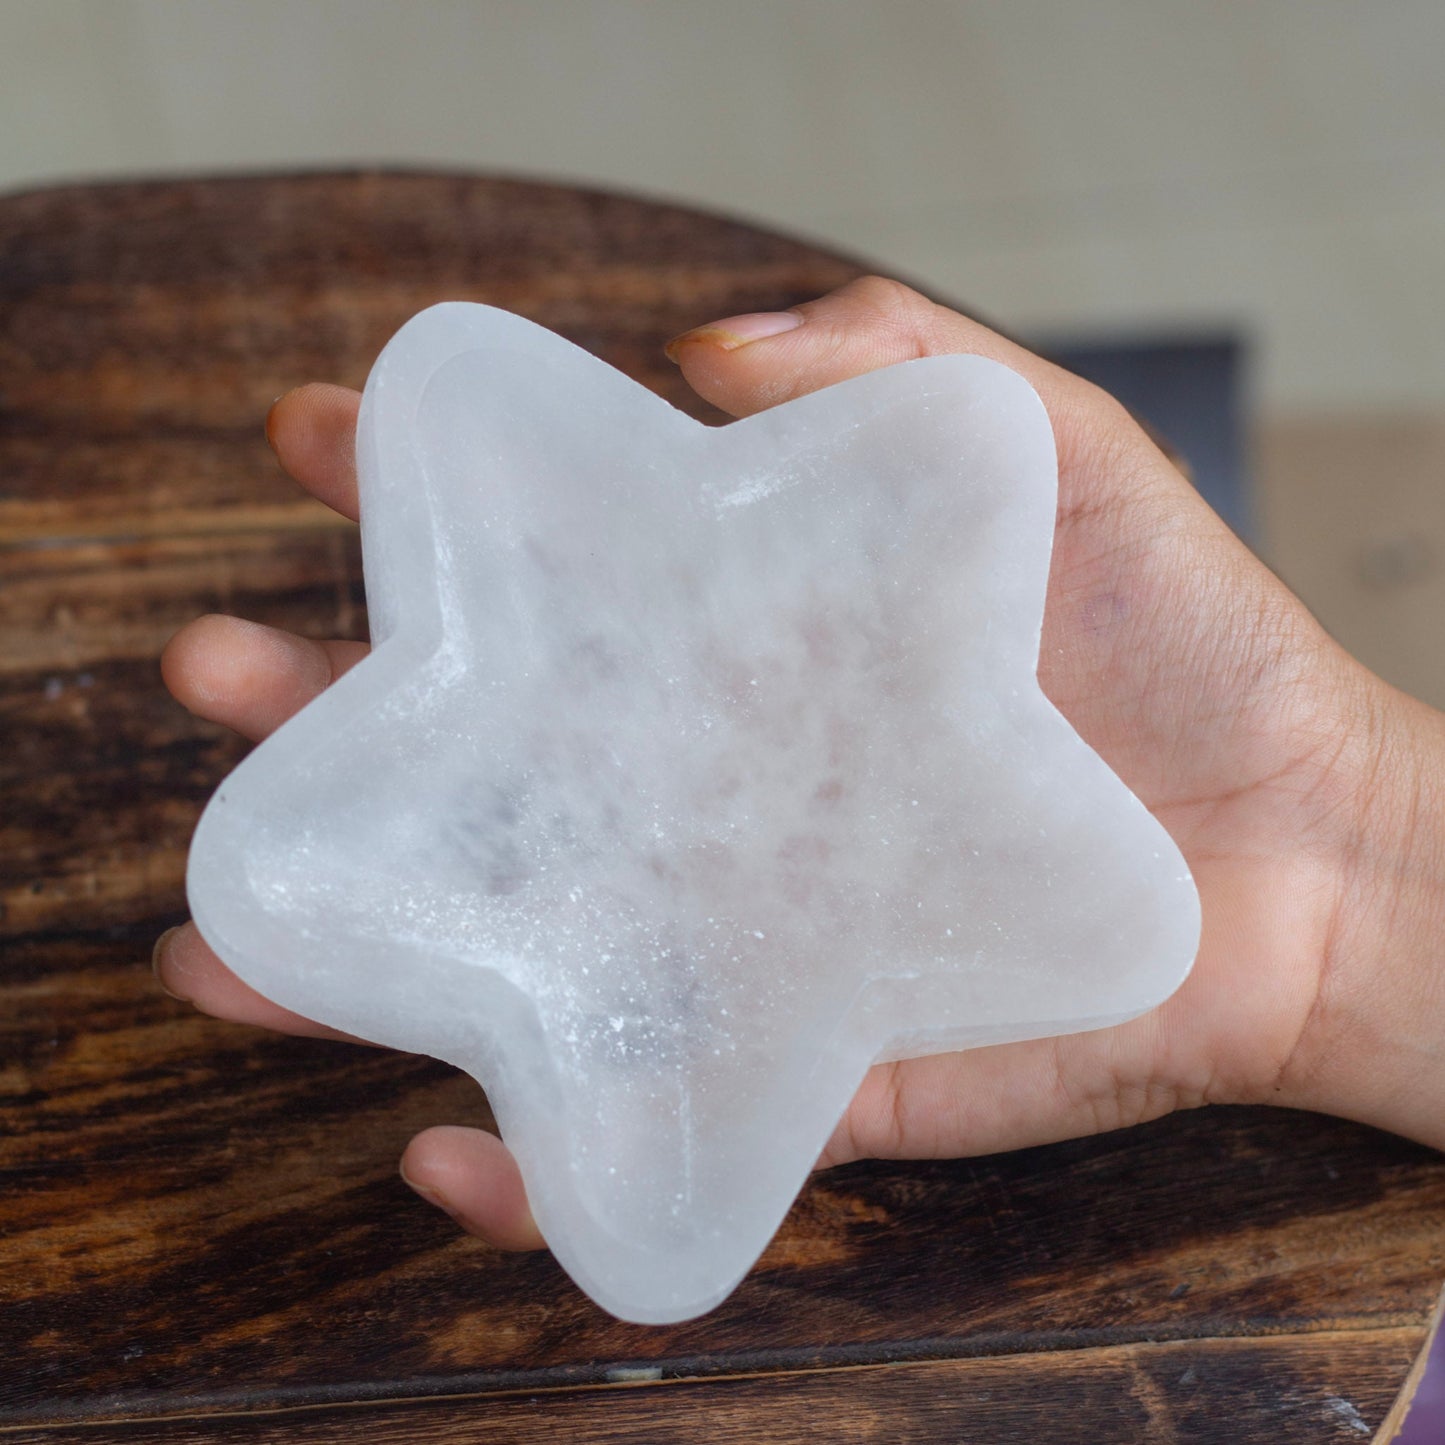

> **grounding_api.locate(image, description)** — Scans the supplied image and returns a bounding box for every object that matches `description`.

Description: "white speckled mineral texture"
[186,303,1200,1323]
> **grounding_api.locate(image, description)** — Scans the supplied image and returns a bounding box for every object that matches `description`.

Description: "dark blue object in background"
[1038,335,1249,541]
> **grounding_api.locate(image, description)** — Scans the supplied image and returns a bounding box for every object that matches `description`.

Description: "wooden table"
[1,173,1440,1444]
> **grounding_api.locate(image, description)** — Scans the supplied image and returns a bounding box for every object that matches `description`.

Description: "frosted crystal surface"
[187,303,1200,1323]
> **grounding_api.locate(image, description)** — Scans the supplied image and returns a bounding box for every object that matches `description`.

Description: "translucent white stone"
[187,303,1199,1323]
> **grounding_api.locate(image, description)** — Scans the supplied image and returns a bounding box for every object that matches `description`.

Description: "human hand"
[158,277,1445,1252]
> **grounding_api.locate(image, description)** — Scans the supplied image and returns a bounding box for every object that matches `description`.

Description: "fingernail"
[151,926,187,1000]
[264,395,285,449]
[665,310,802,363]
[400,1164,464,1224]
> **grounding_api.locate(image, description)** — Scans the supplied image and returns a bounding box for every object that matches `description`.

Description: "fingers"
[667,276,1098,433]
[152,921,545,1251]
[816,1049,1056,1170]
[663,276,1188,517]
[816,1010,1177,1171]
[164,383,543,1253]
[400,1125,546,1252]
[154,918,543,1251]
[153,911,549,1253]
[158,614,369,1035]
[162,614,368,743]
[161,386,367,743]
[266,383,363,520]
[152,921,368,1043]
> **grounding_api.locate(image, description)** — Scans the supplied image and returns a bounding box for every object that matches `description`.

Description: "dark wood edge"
[1374,1285,1445,1443]
[1,1316,1429,1431]
[0,1325,1425,1439]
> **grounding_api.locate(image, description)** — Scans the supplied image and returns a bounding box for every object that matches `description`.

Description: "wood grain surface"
[0,173,1440,1444]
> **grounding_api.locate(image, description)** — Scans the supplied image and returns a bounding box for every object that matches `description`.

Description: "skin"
[158,277,1445,1253]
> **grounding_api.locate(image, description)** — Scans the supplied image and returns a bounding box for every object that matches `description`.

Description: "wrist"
[1277,660,1445,1149]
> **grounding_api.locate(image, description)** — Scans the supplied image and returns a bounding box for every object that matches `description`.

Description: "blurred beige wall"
[3,0,1442,412]
[3,0,1444,695]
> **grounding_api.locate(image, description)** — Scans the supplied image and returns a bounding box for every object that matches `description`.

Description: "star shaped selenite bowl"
[187,303,1200,1323]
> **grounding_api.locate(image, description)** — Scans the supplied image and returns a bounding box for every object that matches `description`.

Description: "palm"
[840,457,1348,1161]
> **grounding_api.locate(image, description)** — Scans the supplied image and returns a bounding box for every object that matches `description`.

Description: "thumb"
[666,275,1101,449]
[665,275,1217,582]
